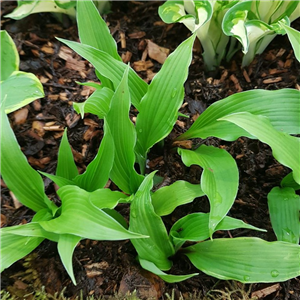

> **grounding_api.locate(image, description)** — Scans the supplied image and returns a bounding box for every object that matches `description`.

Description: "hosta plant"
[4,0,111,22]
[1,0,300,286]
[158,0,300,70]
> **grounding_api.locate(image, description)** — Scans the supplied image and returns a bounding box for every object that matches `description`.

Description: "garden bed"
[1,1,300,299]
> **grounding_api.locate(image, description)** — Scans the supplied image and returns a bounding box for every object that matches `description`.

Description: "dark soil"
[1,1,300,299]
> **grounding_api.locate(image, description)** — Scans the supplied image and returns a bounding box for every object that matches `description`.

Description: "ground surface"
[1,1,300,299]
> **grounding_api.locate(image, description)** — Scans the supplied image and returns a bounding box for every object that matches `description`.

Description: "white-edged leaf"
[4,0,76,20]
[222,1,252,53]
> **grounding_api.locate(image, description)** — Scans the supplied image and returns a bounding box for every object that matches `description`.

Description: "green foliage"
[1,30,44,114]
[4,0,111,22]
[2,0,300,288]
[185,237,300,283]
[159,0,300,70]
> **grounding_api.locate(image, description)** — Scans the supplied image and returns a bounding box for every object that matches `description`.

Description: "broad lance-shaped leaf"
[73,87,113,119]
[135,33,196,171]
[0,108,55,212]
[281,173,300,191]
[57,38,148,109]
[139,258,198,283]
[151,180,205,216]
[220,112,300,184]
[0,232,44,272]
[1,30,19,81]
[179,145,239,236]
[39,185,144,240]
[56,129,78,180]
[185,237,300,283]
[279,21,300,62]
[268,187,300,244]
[105,65,143,194]
[1,71,44,114]
[77,0,121,61]
[178,89,300,141]
[77,0,121,89]
[1,222,59,242]
[170,212,266,251]
[129,172,175,271]
[73,119,114,191]
[42,121,114,192]
[58,234,81,285]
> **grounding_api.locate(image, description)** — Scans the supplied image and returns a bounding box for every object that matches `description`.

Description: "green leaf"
[220,112,300,184]
[135,34,196,170]
[39,185,144,240]
[4,0,76,20]
[56,129,78,180]
[151,180,205,216]
[73,87,113,119]
[57,234,81,285]
[39,172,75,189]
[178,89,300,141]
[279,21,300,62]
[0,232,44,272]
[129,172,175,270]
[89,188,125,210]
[185,237,300,283]
[1,222,59,242]
[1,30,19,81]
[76,0,121,61]
[139,258,198,283]
[268,187,300,244]
[0,109,53,212]
[1,71,44,114]
[170,212,266,251]
[179,145,239,236]
[57,38,148,109]
[281,173,300,191]
[105,65,143,194]
[74,120,114,191]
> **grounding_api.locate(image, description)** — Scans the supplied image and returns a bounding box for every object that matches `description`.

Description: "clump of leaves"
[159,0,300,70]
[4,0,111,22]
[1,0,300,288]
